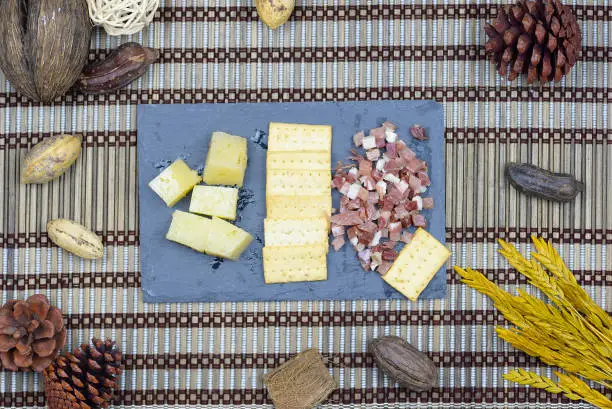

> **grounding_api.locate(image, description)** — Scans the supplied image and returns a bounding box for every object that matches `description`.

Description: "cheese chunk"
[266,195,332,219]
[267,151,331,171]
[166,211,211,253]
[382,228,450,301]
[264,217,329,248]
[268,122,332,152]
[149,159,201,207]
[189,185,239,220]
[205,217,253,260]
[202,132,248,187]
[263,244,328,283]
[267,169,330,196]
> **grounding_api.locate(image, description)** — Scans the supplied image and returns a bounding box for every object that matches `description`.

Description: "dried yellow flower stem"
[455,236,612,407]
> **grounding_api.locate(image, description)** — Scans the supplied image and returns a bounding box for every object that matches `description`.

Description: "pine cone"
[484,0,582,83]
[0,294,66,372]
[44,338,123,409]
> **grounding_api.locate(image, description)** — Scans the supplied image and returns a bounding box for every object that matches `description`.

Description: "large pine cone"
[484,0,582,83]
[44,338,123,409]
[0,294,66,372]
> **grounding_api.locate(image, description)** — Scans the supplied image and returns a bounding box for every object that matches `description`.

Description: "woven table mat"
[0,0,610,407]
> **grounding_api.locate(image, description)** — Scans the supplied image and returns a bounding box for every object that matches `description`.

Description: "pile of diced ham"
[330,121,433,274]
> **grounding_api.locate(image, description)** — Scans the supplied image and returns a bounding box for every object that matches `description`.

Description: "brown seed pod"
[0,0,92,102]
[505,162,584,202]
[76,42,159,95]
[369,335,437,391]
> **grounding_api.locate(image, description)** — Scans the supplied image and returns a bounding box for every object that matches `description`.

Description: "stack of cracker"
[263,122,332,283]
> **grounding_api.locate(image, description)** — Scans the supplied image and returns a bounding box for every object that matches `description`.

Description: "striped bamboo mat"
[0,0,610,407]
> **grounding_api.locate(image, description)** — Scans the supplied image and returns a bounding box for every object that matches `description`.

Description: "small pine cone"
[44,338,123,409]
[0,294,67,372]
[484,0,582,83]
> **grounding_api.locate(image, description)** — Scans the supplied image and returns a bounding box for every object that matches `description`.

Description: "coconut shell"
[0,0,92,103]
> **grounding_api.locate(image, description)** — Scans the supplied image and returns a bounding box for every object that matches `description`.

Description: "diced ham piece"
[353,131,365,147]
[394,205,410,220]
[361,175,376,191]
[386,142,398,158]
[377,261,393,275]
[382,121,397,131]
[380,210,392,222]
[412,213,427,227]
[365,203,377,221]
[384,128,398,143]
[395,179,410,195]
[371,252,383,270]
[380,228,389,238]
[375,134,386,148]
[377,217,388,230]
[358,248,372,263]
[389,222,402,242]
[406,158,427,173]
[400,231,413,244]
[367,192,379,204]
[331,224,345,237]
[408,174,422,192]
[382,249,397,261]
[347,183,362,200]
[347,199,361,210]
[417,171,431,187]
[357,221,378,233]
[332,175,345,189]
[358,186,369,202]
[358,230,375,245]
[422,197,434,209]
[359,159,372,176]
[360,260,371,271]
[386,186,404,205]
[410,124,428,140]
[345,168,358,183]
[331,211,363,226]
[381,240,397,250]
[369,126,385,138]
[399,146,417,162]
[359,207,367,221]
[366,149,380,161]
[331,236,346,251]
[370,231,382,246]
[372,169,383,181]
[362,136,377,150]
[339,182,351,196]
[375,180,387,199]
[406,200,419,211]
[384,158,404,173]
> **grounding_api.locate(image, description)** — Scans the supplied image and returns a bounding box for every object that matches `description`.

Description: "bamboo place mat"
[0,0,610,408]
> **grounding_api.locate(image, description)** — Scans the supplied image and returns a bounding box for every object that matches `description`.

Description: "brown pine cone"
[484,0,582,83]
[0,294,66,372]
[44,338,123,409]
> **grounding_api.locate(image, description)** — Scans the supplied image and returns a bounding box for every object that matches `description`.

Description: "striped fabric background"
[0,0,610,407]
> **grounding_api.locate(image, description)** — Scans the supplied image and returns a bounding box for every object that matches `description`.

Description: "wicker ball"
[87,0,160,36]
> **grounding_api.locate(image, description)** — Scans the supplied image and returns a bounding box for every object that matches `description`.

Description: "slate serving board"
[138,101,446,303]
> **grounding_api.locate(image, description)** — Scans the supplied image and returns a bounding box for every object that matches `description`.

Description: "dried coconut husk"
[0,0,92,102]
[263,349,337,409]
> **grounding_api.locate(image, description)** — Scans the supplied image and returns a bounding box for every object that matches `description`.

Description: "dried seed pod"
[47,219,104,259]
[0,0,92,102]
[505,162,584,202]
[21,134,82,184]
[256,0,295,29]
[76,42,159,94]
[369,335,437,391]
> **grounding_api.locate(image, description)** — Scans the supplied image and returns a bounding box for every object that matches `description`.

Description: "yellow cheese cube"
[205,217,253,260]
[202,132,248,187]
[149,159,201,207]
[264,217,329,249]
[263,244,328,283]
[165,210,211,253]
[189,185,239,220]
[266,169,330,196]
[267,151,331,171]
[382,228,451,301]
[266,195,332,219]
[268,122,332,152]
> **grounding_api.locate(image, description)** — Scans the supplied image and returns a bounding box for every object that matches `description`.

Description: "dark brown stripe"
[1,268,606,291]
[2,227,611,248]
[84,45,610,65]
[153,4,612,23]
[0,385,581,406]
[0,86,608,109]
[119,351,542,371]
[1,127,610,148]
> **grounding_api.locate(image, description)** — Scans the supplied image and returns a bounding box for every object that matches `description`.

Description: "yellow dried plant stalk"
[505,369,612,408]
[455,236,612,407]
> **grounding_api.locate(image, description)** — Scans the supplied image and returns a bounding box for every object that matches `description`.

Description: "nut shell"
[369,335,437,391]
[47,219,104,259]
[21,134,82,184]
[256,0,295,29]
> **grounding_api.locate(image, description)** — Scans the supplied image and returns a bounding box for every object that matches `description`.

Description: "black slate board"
[137,101,446,303]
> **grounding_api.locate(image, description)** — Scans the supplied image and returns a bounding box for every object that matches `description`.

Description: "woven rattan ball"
[87,0,160,36]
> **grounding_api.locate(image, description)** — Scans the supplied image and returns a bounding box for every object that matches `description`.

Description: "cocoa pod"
[47,219,103,259]
[369,335,437,391]
[75,42,159,94]
[21,134,82,184]
[505,162,584,202]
